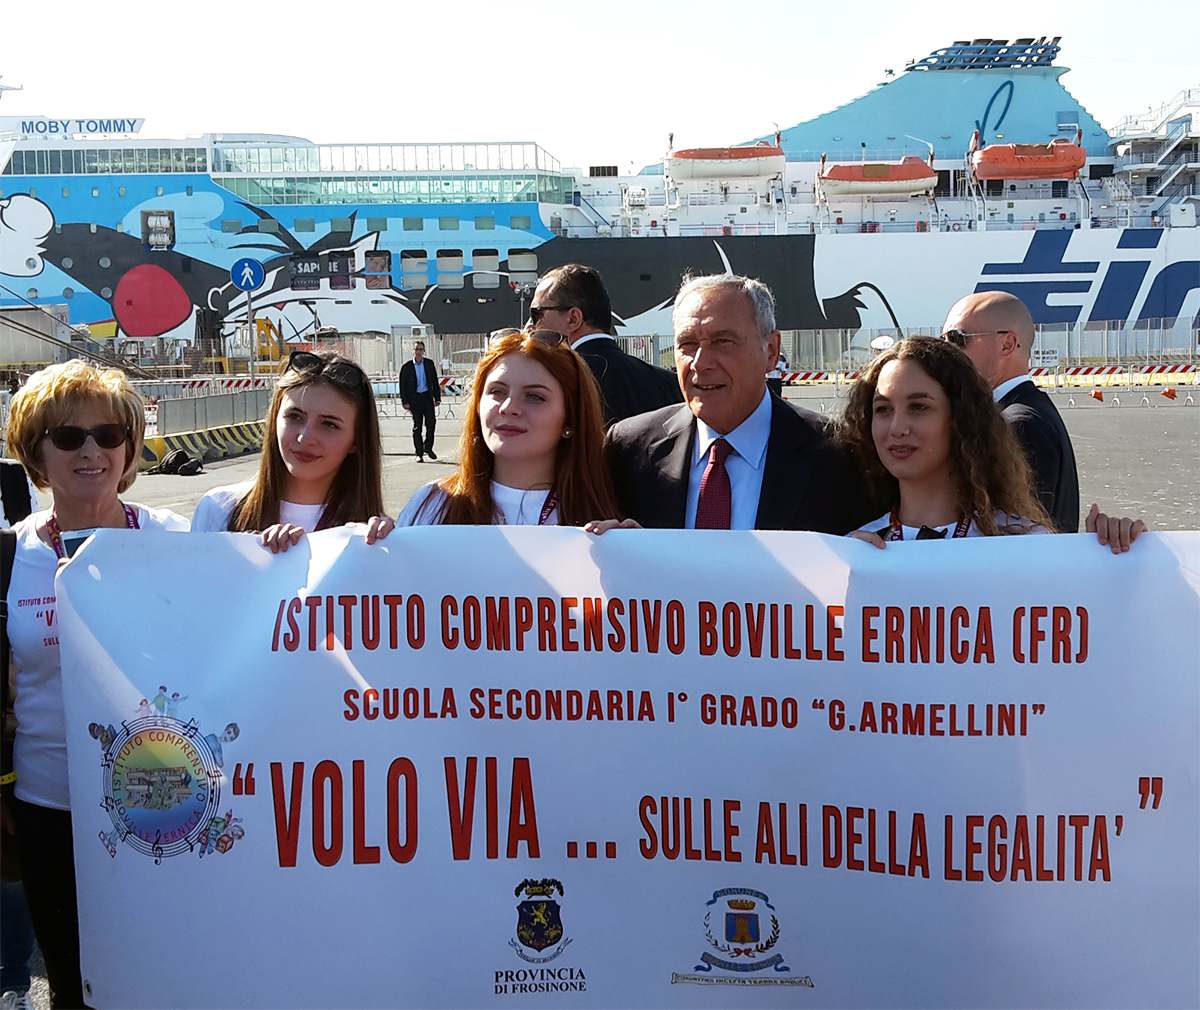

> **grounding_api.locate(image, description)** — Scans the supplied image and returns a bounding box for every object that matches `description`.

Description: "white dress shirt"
[992,374,1033,402]
[685,389,773,530]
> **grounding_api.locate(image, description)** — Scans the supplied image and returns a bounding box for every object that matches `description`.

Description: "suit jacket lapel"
[755,396,820,530]
[647,406,694,527]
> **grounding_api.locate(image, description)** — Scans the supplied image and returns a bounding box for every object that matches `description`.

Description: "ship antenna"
[0,77,24,101]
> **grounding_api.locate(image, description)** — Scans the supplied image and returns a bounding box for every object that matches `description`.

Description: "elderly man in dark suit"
[530,264,681,426]
[602,274,873,532]
[942,291,1080,532]
[399,340,441,462]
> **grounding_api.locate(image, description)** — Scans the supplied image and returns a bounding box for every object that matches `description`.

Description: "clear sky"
[2,0,1198,170]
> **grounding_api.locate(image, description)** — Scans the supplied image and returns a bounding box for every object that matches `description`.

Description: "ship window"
[330,217,353,233]
[118,187,126,197]
[136,149,148,172]
[933,171,951,197]
[473,249,500,271]
[90,223,97,233]
[472,272,500,289]
[92,187,99,198]
[508,249,537,272]
[400,250,428,270]
[62,187,69,198]
[98,150,111,174]
[99,256,111,268]
[511,215,532,230]
[400,273,428,290]
[403,217,424,231]
[436,249,464,273]
[63,287,74,299]
[85,150,98,173]
[5,151,21,173]
[589,166,618,177]
[259,219,280,233]
[28,187,36,198]
[27,289,38,299]
[1051,180,1068,198]
[222,219,243,233]
[61,257,73,268]
[1089,164,1114,180]
[100,286,111,298]
[475,216,495,230]
[985,179,1004,197]
[367,217,388,232]
[186,186,193,196]
[295,218,315,232]
[116,223,125,234]
[439,217,460,230]
[147,149,161,172]
[48,151,61,174]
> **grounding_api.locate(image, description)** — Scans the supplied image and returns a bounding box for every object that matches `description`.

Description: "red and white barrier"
[1139,364,1197,375]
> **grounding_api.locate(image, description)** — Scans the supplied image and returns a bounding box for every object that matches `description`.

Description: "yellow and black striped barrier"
[140,421,265,471]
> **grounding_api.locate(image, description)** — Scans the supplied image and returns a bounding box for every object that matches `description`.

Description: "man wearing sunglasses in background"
[399,341,441,462]
[529,264,681,426]
[942,291,1080,532]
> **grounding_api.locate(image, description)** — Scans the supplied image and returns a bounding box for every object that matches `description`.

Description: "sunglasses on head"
[44,424,131,451]
[942,328,1011,348]
[286,349,367,385]
[528,304,567,325]
[488,328,568,348]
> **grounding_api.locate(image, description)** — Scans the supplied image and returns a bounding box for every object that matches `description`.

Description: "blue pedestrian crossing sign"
[231,257,265,291]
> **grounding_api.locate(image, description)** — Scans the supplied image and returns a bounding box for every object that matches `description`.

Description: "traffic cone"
[1161,387,1178,400]
[1088,388,1104,402]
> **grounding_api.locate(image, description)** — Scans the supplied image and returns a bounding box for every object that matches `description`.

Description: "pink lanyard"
[45,503,140,559]
[886,509,971,542]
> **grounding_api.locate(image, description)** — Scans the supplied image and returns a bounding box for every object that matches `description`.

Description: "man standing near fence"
[942,291,1080,532]
[400,341,441,462]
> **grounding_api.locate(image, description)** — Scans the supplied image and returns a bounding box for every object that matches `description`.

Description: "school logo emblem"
[91,687,243,863]
[510,878,572,963]
[671,888,813,988]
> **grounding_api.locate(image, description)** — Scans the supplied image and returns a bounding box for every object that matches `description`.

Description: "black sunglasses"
[287,349,367,385]
[489,328,568,348]
[528,304,568,325]
[942,328,1011,348]
[44,424,131,451]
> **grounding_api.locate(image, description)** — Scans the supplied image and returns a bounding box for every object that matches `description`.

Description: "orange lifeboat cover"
[971,138,1087,180]
[820,155,936,183]
[672,144,784,160]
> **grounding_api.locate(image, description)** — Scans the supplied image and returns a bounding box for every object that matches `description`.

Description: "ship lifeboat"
[666,140,785,180]
[816,153,937,197]
[969,128,1086,180]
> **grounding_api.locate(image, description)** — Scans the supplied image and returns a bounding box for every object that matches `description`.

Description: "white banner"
[58,528,1200,1009]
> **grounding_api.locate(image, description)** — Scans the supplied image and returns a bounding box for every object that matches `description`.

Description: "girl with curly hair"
[838,337,1145,548]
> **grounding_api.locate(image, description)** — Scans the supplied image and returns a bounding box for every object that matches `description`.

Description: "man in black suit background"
[604,274,873,532]
[942,291,1080,532]
[399,340,441,462]
[529,264,682,426]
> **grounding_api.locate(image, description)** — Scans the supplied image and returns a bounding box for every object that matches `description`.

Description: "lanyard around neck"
[886,508,971,542]
[45,503,140,559]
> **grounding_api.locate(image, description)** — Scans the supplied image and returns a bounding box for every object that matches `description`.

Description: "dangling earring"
[562,428,572,438]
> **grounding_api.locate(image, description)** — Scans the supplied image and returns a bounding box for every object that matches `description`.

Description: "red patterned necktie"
[695,438,734,530]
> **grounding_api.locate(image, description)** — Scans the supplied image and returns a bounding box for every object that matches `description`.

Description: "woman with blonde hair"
[193,349,393,549]
[398,328,618,526]
[4,360,189,1008]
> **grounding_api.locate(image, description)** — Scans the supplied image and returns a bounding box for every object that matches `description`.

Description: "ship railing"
[786,148,936,163]
[1110,89,1200,139]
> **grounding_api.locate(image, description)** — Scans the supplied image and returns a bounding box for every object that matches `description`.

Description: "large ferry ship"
[1,36,1197,374]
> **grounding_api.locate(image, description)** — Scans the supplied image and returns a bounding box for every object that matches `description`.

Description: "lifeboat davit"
[817,153,937,197]
[969,128,1086,180]
[666,141,785,179]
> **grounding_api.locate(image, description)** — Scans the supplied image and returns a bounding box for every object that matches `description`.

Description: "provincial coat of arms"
[90,687,244,863]
[509,878,572,963]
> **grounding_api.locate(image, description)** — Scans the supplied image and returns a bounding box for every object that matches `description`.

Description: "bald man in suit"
[942,291,1080,532]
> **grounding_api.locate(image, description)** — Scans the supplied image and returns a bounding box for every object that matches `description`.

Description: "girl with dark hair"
[193,350,393,548]
[838,337,1146,548]
[397,329,618,526]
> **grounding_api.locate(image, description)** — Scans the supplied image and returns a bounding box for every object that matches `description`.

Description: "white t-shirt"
[856,510,1051,540]
[398,481,560,527]
[192,481,328,532]
[8,504,191,810]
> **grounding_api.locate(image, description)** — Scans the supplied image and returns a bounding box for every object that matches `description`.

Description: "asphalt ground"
[12,386,1197,1009]
[118,388,1198,532]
